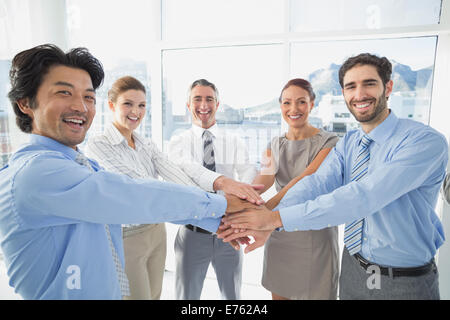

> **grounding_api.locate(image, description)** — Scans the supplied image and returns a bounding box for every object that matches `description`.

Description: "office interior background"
[1,0,450,299]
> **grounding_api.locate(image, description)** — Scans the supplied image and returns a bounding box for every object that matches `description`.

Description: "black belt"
[354,253,436,278]
[185,224,212,235]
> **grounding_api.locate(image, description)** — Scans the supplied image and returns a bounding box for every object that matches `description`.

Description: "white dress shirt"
[168,123,258,192]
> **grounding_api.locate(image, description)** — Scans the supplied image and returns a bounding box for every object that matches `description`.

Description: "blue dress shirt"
[0,134,225,299]
[277,111,448,267]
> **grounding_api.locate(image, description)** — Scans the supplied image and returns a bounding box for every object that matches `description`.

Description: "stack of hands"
[214,178,283,254]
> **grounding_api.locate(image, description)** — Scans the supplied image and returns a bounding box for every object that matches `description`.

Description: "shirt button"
[212,213,216,217]
[364,237,368,241]
[294,228,298,231]
[194,216,198,219]
[328,224,331,227]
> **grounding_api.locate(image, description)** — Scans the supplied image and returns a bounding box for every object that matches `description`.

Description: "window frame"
[152,0,450,150]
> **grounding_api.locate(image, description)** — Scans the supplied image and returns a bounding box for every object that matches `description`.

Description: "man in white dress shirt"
[169,79,258,299]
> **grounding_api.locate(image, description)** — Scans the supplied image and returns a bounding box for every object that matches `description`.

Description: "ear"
[310,101,315,111]
[108,100,115,112]
[17,98,34,118]
[385,80,393,98]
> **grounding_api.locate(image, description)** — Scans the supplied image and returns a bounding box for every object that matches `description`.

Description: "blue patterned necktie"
[75,153,131,297]
[202,130,216,172]
[344,134,373,256]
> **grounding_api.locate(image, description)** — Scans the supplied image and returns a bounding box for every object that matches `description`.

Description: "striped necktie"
[202,130,216,172]
[75,153,131,297]
[344,134,373,256]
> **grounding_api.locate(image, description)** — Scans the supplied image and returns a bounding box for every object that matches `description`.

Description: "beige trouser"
[122,223,167,300]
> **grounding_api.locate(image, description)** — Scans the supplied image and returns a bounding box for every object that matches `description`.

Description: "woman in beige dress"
[253,78,340,300]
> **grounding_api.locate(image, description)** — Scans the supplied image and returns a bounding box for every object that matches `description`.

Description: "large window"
[290,37,437,135]
[162,44,284,166]
[65,0,158,141]
[162,0,285,41]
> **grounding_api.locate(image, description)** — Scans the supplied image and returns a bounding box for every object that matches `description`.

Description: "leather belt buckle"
[355,253,370,269]
[186,224,212,235]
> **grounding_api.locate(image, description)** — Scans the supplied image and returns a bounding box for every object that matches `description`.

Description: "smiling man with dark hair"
[0,44,252,300]
[220,53,448,300]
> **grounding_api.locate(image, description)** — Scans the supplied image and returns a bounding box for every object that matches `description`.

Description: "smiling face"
[280,85,314,129]
[17,65,96,149]
[187,85,219,129]
[342,64,393,131]
[110,89,146,136]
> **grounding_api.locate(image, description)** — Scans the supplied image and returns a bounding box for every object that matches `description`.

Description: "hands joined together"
[216,191,283,254]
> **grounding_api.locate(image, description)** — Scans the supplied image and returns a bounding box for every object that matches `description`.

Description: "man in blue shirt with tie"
[220,53,448,299]
[0,44,256,300]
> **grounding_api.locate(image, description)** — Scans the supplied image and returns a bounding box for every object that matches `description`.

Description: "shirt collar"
[359,109,398,145]
[104,124,126,146]
[104,123,146,150]
[29,134,80,160]
[191,123,219,139]
[131,130,145,148]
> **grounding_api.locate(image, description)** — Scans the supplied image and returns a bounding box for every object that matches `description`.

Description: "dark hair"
[279,78,316,102]
[338,53,392,88]
[108,76,146,103]
[187,78,220,102]
[8,44,104,133]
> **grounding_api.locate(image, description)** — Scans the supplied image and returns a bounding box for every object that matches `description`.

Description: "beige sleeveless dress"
[261,130,340,299]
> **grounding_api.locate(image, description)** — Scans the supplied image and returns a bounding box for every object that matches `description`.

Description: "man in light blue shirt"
[220,53,448,299]
[0,44,254,299]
